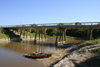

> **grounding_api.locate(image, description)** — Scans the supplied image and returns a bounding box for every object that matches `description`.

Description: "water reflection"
[4,41,58,55]
[3,38,84,54]
[0,38,85,67]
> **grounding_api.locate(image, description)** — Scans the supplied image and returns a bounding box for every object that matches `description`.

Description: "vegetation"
[0,28,9,38]
[0,34,9,39]
[80,39,100,47]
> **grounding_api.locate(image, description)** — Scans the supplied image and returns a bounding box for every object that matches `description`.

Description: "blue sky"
[0,0,100,25]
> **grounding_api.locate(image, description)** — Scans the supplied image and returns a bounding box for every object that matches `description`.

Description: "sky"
[0,0,100,25]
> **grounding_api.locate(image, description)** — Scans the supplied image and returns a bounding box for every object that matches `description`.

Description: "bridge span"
[1,22,100,45]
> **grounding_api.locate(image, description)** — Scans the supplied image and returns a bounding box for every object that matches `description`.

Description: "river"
[0,38,84,67]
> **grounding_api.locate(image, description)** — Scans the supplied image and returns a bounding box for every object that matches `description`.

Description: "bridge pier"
[39,30,41,41]
[26,29,28,38]
[34,28,37,44]
[20,28,22,38]
[59,30,61,44]
[41,29,43,41]
[23,29,25,38]
[44,29,47,41]
[87,27,93,40]
[30,29,31,39]
[55,27,59,45]
[61,30,64,44]
[58,29,66,45]
[64,29,66,41]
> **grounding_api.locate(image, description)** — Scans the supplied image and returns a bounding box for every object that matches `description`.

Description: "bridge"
[1,22,100,45]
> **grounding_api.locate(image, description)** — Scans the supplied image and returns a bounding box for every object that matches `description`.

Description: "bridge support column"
[34,28,37,44]
[41,29,43,41]
[59,30,61,44]
[64,29,66,41]
[62,30,64,44]
[20,29,22,38]
[23,29,25,38]
[44,29,47,41]
[30,29,31,39]
[87,27,93,40]
[39,30,41,41]
[55,27,59,45]
[26,30,28,38]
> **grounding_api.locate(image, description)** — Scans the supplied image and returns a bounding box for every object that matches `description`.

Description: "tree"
[75,22,81,25]
[31,24,37,26]
[58,23,64,26]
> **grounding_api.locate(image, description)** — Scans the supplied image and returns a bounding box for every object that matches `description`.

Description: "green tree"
[75,22,81,25]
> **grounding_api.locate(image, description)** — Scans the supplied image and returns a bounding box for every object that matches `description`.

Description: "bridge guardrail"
[1,22,100,28]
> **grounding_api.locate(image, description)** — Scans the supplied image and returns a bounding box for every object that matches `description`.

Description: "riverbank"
[37,42,100,67]
[0,38,10,43]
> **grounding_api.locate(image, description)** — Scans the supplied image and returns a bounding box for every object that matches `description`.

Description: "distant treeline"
[30,28,100,39]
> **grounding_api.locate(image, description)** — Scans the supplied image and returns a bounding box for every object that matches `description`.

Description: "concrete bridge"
[1,22,100,45]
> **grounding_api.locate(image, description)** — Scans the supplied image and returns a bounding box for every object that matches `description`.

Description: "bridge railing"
[1,22,100,28]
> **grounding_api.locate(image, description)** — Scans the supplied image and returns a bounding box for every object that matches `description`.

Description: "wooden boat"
[59,45,71,48]
[24,53,52,58]
[59,43,77,48]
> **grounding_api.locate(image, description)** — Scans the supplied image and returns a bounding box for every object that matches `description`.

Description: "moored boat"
[59,43,77,48]
[24,53,52,58]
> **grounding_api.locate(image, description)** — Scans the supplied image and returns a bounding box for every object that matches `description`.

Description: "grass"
[80,39,100,47]
[0,33,10,39]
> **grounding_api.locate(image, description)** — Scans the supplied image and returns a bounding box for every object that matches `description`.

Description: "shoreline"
[37,43,100,67]
[0,38,100,67]
[0,38,10,43]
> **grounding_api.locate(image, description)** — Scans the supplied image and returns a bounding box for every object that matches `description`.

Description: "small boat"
[59,45,71,48]
[59,43,77,48]
[24,53,52,58]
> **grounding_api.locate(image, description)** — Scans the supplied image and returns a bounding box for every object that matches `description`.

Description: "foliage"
[75,22,81,25]
[0,34,9,39]
[22,25,25,27]
[0,27,4,33]
[58,23,64,26]
[46,29,57,36]
[31,24,37,26]
[80,39,100,47]
[66,29,87,38]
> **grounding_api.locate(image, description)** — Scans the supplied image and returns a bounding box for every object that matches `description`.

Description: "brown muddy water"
[0,38,85,67]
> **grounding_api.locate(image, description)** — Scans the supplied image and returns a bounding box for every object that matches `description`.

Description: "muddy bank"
[0,38,10,43]
[37,44,77,67]
[37,43,100,67]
